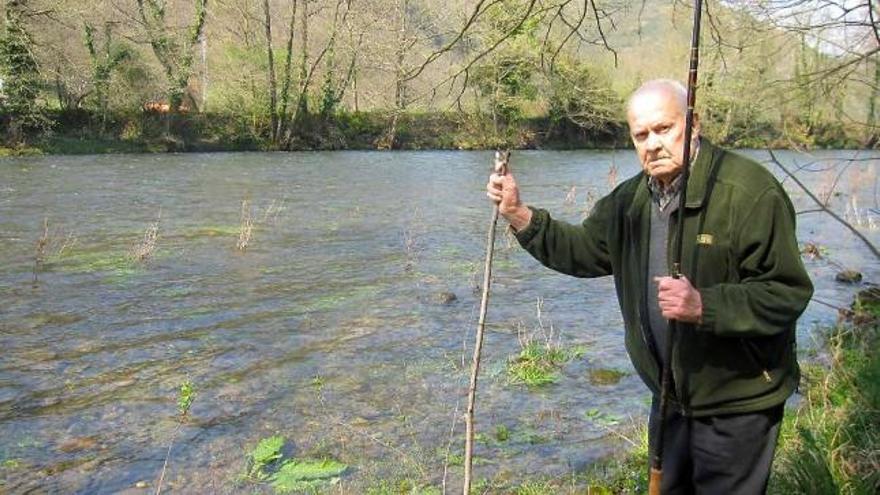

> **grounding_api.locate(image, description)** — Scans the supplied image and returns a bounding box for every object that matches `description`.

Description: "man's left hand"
[655,275,703,323]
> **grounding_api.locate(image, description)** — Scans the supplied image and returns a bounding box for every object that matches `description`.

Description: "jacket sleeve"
[514,199,614,278]
[698,186,813,337]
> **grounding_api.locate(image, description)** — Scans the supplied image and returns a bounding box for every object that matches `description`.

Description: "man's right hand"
[486,172,532,232]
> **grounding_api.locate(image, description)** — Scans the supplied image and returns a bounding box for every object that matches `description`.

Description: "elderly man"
[486,79,812,494]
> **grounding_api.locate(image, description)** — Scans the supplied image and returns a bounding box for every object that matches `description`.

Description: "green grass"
[588,368,628,386]
[768,317,879,494]
[506,342,583,387]
[365,479,440,495]
[489,295,878,494]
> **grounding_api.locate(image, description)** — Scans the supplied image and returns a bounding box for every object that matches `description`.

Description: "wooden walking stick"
[463,150,510,494]
[649,2,704,494]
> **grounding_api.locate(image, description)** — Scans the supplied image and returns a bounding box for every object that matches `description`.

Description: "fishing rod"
[463,150,510,494]
[649,0,704,494]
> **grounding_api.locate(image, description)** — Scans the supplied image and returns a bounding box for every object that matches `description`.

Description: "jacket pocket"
[740,338,773,383]
[693,237,732,288]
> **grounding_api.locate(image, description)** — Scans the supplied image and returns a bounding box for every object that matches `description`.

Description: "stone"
[437,291,457,305]
[58,436,99,453]
[835,270,863,284]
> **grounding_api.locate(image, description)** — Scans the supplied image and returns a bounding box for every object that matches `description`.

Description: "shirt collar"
[647,139,701,212]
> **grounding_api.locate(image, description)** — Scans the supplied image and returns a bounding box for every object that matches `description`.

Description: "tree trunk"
[278,0,298,142]
[297,0,309,118]
[868,59,879,147]
[262,0,279,143]
[200,32,208,112]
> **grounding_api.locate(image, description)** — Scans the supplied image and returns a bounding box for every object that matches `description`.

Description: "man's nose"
[645,132,662,151]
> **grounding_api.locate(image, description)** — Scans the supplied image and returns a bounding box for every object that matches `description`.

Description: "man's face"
[627,89,698,185]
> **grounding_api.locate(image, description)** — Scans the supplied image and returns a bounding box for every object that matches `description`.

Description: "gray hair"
[627,79,687,114]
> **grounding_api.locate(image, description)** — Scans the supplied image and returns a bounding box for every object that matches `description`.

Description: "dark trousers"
[648,398,784,495]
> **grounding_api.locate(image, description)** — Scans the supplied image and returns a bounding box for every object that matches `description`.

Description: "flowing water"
[1,149,878,493]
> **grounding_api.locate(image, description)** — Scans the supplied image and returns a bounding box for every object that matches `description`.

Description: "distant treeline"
[1,1,877,153]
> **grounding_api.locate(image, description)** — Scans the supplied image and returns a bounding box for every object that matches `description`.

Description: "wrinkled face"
[627,88,699,185]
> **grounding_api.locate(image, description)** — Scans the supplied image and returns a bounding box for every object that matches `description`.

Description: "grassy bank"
[1,108,870,156]
[486,293,879,494]
[768,295,880,494]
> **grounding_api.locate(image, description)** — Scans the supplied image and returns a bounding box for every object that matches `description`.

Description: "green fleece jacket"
[515,140,813,417]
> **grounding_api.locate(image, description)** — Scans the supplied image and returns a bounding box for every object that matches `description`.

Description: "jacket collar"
[627,137,718,220]
[684,138,719,210]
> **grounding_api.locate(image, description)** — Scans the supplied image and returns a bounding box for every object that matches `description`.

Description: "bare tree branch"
[768,150,880,259]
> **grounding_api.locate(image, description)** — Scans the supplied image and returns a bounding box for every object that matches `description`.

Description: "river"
[1,149,878,493]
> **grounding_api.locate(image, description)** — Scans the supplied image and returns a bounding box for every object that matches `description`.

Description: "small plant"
[584,408,622,428]
[247,434,285,480]
[244,435,349,493]
[401,209,425,273]
[507,342,568,386]
[31,217,77,285]
[494,424,510,443]
[271,458,347,493]
[259,198,286,224]
[506,298,584,387]
[33,217,49,285]
[155,380,196,495]
[131,209,161,262]
[607,163,618,189]
[310,374,325,390]
[237,199,253,251]
[177,381,195,416]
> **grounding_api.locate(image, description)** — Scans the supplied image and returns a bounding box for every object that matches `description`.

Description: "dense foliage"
[0,0,876,152]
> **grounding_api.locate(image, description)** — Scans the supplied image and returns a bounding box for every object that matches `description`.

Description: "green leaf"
[270,458,347,493]
[274,458,347,481]
[251,435,285,466]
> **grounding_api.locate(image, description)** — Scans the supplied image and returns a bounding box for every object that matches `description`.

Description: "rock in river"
[437,291,457,305]
[836,270,863,284]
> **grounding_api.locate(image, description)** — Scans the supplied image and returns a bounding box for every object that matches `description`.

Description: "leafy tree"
[0,0,46,140]
[84,22,131,130]
[472,54,537,125]
[135,0,208,112]
[546,60,619,132]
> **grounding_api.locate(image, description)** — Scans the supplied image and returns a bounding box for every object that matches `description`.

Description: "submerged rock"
[437,291,457,305]
[58,436,99,453]
[588,368,627,386]
[836,270,863,284]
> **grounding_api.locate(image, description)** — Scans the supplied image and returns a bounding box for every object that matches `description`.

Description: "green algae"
[49,250,138,276]
[588,368,628,386]
[180,225,240,239]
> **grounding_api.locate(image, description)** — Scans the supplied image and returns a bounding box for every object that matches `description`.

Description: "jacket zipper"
[637,236,661,381]
[667,208,688,416]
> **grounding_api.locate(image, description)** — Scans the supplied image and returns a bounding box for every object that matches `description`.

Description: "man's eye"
[634,133,647,141]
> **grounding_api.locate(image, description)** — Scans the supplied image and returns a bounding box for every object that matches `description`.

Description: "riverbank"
[1,109,871,156]
[1,109,628,156]
[489,292,880,494]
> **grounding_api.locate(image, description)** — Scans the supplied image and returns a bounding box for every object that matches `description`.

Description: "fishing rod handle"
[649,468,662,495]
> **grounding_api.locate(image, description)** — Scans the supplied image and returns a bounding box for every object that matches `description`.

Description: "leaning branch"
[588,0,618,67]
[768,150,880,259]
[402,0,503,83]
